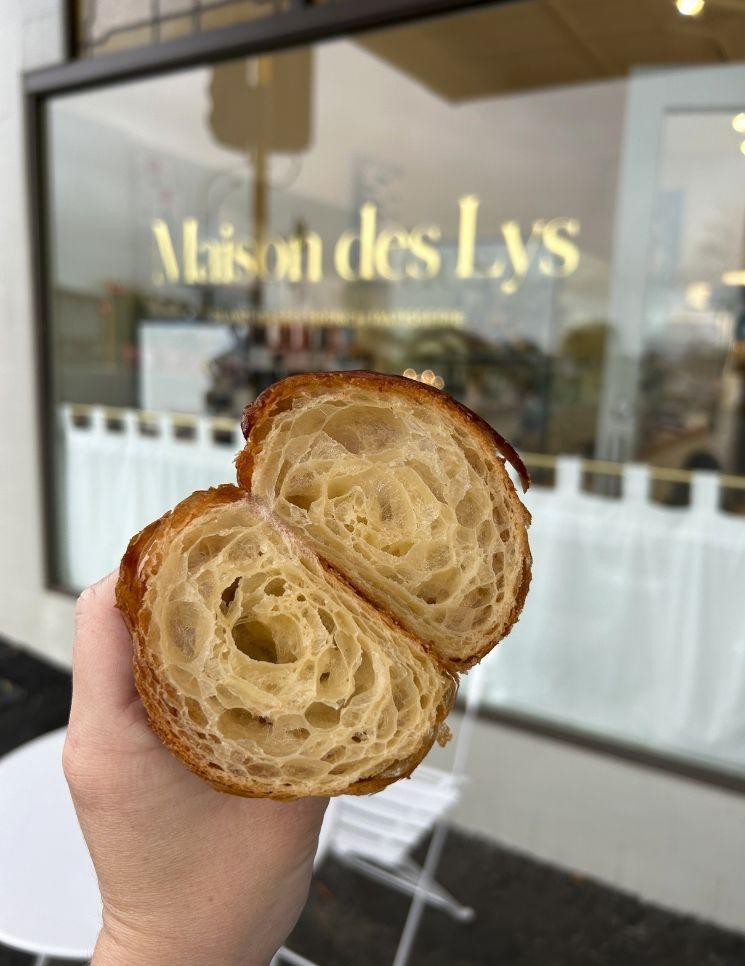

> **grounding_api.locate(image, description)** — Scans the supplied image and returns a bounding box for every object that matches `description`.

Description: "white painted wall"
[0,0,743,938]
[429,710,745,934]
[0,0,75,667]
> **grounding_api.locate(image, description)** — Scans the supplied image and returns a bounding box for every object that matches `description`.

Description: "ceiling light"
[675,0,705,15]
[685,282,711,310]
[722,270,745,286]
[402,368,445,389]
[740,140,745,155]
[733,113,745,133]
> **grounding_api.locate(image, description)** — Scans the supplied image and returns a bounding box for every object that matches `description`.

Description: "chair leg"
[270,946,321,966]
[398,857,475,922]
[392,822,471,966]
[339,852,474,922]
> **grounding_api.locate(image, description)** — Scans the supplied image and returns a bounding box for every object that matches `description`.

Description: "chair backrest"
[329,765,465,867]
[326,661,488,868]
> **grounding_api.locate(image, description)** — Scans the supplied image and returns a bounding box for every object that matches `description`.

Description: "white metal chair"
[276,662,487,966]
[273,763,471,966]
[328,764,471,922]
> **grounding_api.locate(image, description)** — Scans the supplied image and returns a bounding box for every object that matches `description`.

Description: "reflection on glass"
[49,43,617,449]
[638,110,745,509]
[46,4,745,779]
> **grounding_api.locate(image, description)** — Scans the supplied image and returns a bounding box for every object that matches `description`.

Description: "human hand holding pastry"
[64,572,327,966]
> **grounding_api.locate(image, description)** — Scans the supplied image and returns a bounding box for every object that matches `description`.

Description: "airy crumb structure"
[238,372,532,668]
[117,487,455,798]
[117,372,531,799]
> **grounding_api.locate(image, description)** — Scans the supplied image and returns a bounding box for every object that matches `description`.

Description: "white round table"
[0,727,336,966]
[0,728,102,963]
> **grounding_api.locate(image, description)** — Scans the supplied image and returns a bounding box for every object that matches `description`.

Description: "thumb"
[69,570,144,733]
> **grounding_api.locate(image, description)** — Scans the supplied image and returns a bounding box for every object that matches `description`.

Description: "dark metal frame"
[24,0,745,795]
[29,0,503,95]
[476,704,745,795]
[63,0,77,62]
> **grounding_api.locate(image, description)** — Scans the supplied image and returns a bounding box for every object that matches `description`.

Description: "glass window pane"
[46,1,745,778]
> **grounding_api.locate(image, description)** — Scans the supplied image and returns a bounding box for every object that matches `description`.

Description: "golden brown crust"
[237,370,532,672]
[238,370,531,493]
[115,485,456,800]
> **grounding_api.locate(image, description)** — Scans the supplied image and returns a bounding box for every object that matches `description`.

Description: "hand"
[63,572,327,966]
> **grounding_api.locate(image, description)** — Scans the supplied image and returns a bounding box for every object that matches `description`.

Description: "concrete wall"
[0,0,743,938]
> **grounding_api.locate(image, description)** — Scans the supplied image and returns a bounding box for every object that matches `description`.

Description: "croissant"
[116,372,531,798]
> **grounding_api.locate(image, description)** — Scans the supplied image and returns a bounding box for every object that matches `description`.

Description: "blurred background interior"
[2,0,745,963]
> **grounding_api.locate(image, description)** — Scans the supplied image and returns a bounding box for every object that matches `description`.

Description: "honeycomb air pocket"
[232,620,281,663]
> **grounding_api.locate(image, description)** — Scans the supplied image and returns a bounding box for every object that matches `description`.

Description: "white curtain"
[487,457,745,769]
[60,405,238,589]
[60,412,745,769]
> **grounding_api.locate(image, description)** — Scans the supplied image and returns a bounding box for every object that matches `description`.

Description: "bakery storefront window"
[43,3,745,776]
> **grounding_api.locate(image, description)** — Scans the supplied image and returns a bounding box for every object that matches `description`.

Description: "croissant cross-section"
[238,371,532,669]
[116,372,531,798]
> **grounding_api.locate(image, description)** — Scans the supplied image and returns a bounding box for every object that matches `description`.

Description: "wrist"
[92,926,178,966]
[91,927,152,966]
[92,924,209,966]
[92,921,264,966]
